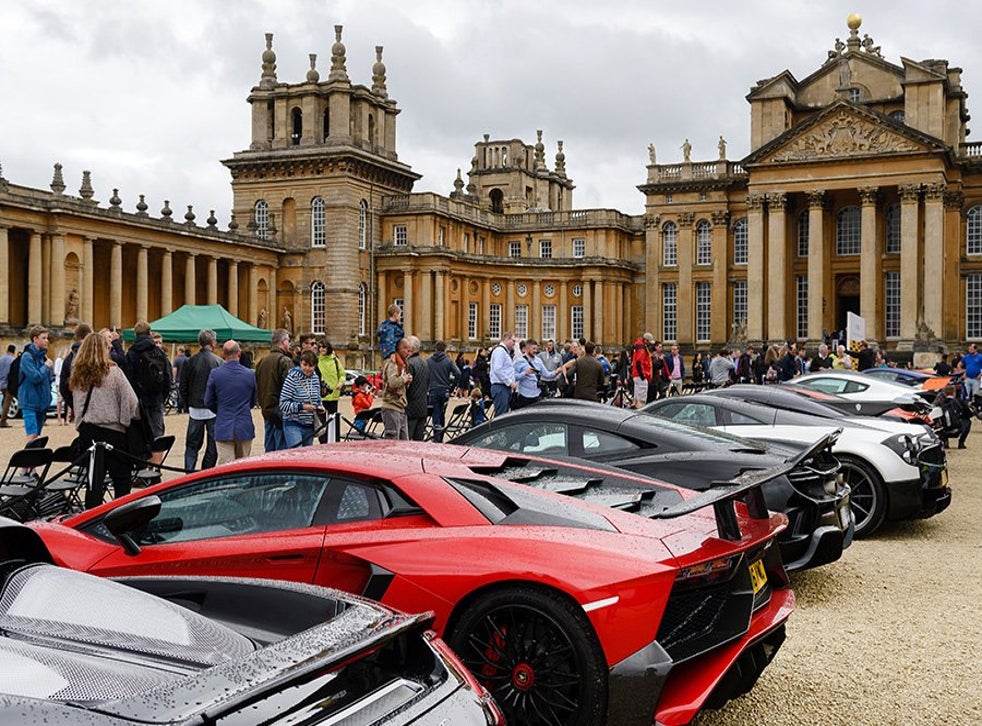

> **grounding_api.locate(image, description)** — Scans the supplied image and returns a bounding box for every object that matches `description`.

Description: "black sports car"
[0,515,502,725]
[453,400,852,572]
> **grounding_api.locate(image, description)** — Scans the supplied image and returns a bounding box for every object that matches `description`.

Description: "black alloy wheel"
[837,454,886,538]
[448,586,607,726]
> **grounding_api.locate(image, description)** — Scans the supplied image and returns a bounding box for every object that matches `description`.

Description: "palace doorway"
[835,274,860,336]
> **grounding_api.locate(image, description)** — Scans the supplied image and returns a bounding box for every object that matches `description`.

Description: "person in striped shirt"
[278,350,324,448]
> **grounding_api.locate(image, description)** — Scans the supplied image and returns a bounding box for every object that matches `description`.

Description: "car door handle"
[264,553,306,562]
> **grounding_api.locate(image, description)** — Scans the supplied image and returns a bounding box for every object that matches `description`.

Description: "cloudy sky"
[3,0,981,223]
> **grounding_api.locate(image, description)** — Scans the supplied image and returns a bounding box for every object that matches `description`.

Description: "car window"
[135,473,329,545]
[332,480,383,523]
[466,423,568,456]
[799,378,848,394]
[580,429,641,455]
[723,410,764,425]
[843,380,870,394]
[656,402,718,427]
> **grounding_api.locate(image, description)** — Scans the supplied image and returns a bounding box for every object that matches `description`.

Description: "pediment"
[747,104,944,166]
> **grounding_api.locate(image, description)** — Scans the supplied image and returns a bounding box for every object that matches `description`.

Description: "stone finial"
[846,13,862,50]
[79,170,95,200]
[184,204,196,225]
[534,129,545,170]
[228,211,239,231]
[328,25,349,83]
[306,53,320,83]
[372,45,388,98]
[555,140,566,176]
[452,168,464,196]
[135,194,149,216]
[109,188,122,211]
[206,209,218,228]
[0,161,6,193]
[260,32,277,88]
[161,200,173,221]
[50,163,66,194]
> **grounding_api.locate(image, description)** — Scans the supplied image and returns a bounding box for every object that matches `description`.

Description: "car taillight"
[677,555,738,584]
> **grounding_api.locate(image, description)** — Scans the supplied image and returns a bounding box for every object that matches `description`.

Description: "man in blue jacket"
[18,325,55,443]
[205,340,257,465]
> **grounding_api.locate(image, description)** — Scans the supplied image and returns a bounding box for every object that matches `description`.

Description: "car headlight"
[881,433,917,464]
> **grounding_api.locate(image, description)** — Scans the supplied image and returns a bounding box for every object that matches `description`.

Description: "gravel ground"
[1,404,979,724]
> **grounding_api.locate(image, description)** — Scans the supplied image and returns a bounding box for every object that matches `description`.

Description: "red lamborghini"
[31,441,796,726]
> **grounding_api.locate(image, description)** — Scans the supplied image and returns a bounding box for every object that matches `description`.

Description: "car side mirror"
[104,495,162,557]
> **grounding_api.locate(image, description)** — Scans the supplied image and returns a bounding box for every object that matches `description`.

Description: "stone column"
[746,193,766,341]
[644,216,661,340]
[376,270,388,334]
[248,264,259,326]
[558,282,568,342]
[161,251,173,316]
[766,192,788,342]
[136,245,149,323]
[677,212,695,344]
[207,257,218,305]
[434,271,445,341]
[581,280,592,340]
[50,233,66,326]
[806,191,826,342]
[402,271,413,335]
[185,253,197,306]
[859,187,880,340]
[228,261,239,317]
[268,267,278,330]
[0,226,8,324]
[481,278,490,339]
[506,280,516,336]
[109,241,122,328]
[710,211,729,342]
[593,280,605,344]
[899,184,921,340]
[531,281,542,341]
[82,237,94,324]
[41,234,51,325]
[29,232,43,324]
[420,271,433,340]
[923,183,946,338]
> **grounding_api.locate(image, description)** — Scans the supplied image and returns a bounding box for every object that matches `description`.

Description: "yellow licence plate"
[749,559,768,594]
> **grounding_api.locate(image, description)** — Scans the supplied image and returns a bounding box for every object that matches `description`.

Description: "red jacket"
[631,338,653,381]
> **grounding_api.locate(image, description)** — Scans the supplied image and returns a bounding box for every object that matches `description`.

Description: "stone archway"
[835,274,861,335]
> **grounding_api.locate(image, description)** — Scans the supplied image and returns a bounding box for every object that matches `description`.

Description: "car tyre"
[838,454,886,538]
[448,585,607,726]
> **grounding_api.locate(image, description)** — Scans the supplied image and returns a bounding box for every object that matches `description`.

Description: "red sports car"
[32,441,795,726]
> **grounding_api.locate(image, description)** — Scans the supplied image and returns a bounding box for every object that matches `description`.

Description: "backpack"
[7,354,21,392]
[59,349,75,402]
[138,349,169,395]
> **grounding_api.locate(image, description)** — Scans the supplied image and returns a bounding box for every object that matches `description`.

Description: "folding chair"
[25,436,49,450]
[40,444,88,514]
[442,402,473,440]
[0,448,54,521]
[131,435,176,489]
[343,409,383,440]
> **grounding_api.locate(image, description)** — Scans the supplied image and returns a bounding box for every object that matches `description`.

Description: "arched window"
[489,189,504,214]
[797,209,809,257]
[836,206,861,255]
[254,200,269,239]
[358,200,368,249]
[359,283,368,336]
[311,281,326,334]
[733,218,748,265]
[885,203,901,254]
[323,108,330,138]
[311,197,326,248]
[291,107,302,146]
[662,222,678,266]
[368,114,376,146]
[967,205,982,256]
[696,220,712,265]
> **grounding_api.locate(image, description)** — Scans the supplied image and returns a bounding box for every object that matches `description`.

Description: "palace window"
[968,206,982,255]
[733,280,748,330]
[836,206,861,255]
[394,225,407,246]
[509,240,521,258]
[477,236,485,254]
[291,107,302,146]
[489,303,502,339]
[967,274,982,340]
[848,87,861,103]
[541,305,556,341]
[572,284,583,297]
[733,218,748,265]
[468,302,478,339]
[663,283,677,342]
[885,203,901,254]
[515,304,529,339]
[438,226,446,246]
[310,281,326,334]
[696,282,711,343]
[358,283,367,336]
[254,200,269,239]
[797,209,809,257]
[572,238,585,258]
[696,220,712,265]
[358,199,368,249]
[796,276,808,340]
[311,196,326,248]
[885,272,900,338]
[662,222,678,267]
[571,305,584,340]
[540,239,552,259]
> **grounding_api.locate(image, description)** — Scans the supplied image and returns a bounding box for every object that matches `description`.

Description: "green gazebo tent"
[122,305,272,343]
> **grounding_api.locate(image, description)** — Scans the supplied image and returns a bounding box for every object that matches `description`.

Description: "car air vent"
[446,479,519,524]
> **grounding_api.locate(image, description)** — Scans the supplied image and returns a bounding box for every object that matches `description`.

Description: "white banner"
[846,311,866,352]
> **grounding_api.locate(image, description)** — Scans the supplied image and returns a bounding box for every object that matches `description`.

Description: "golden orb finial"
[847,13,862,30]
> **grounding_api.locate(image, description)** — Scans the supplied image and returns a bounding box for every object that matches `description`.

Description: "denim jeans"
[490,383,511,418]
[184,417,217,472]
[264,418,287,453]
[428,390,450,442]
[283,420,315,448]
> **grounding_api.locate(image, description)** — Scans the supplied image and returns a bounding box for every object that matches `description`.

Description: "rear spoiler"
[649,429,840,540]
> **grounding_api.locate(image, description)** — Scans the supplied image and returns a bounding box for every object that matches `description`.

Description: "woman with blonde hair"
[69,332,140,507]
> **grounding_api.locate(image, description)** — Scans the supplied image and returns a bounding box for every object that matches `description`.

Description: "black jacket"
[405,354,430,420]
[124,334,172,404]
[180,348,222,409]
[426,351,460,395]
